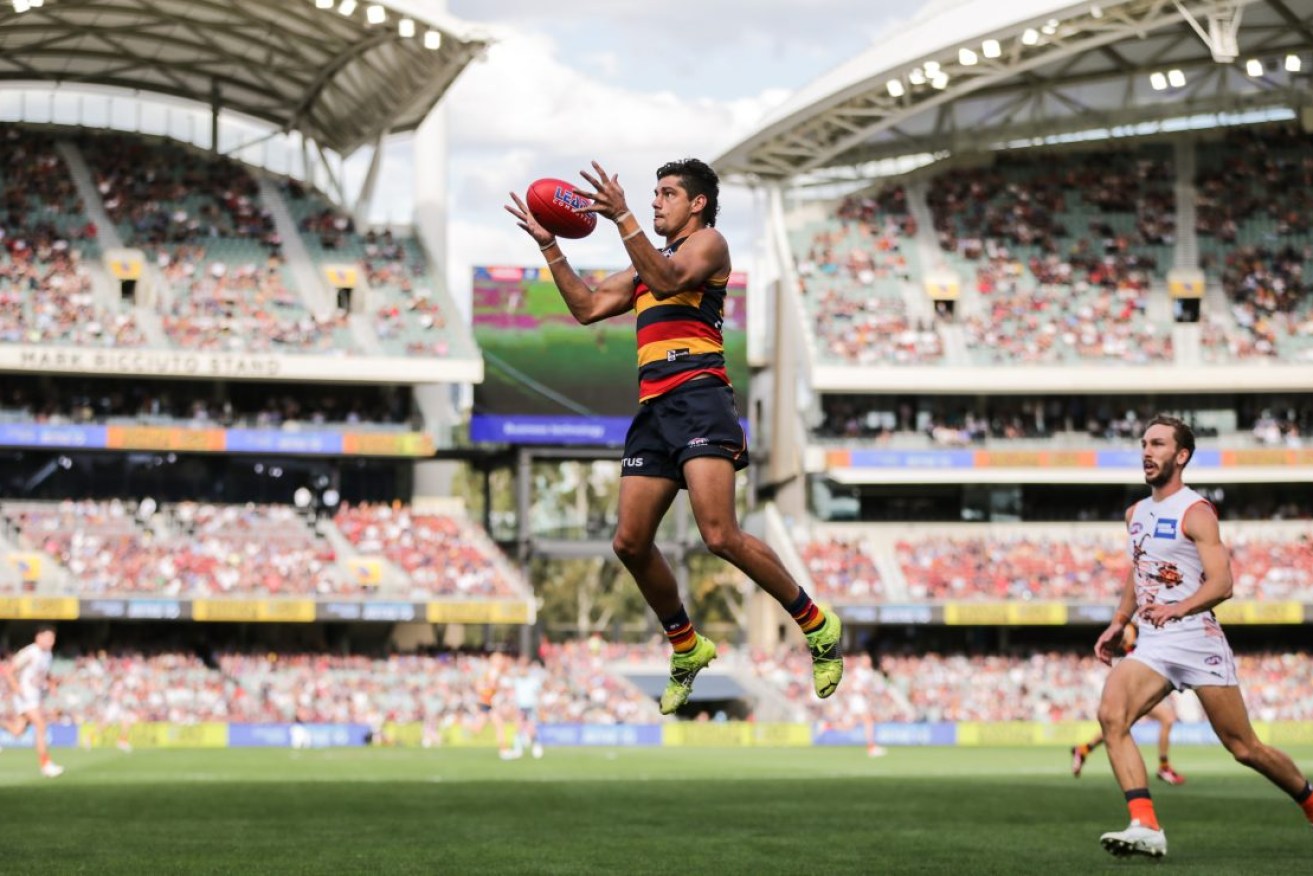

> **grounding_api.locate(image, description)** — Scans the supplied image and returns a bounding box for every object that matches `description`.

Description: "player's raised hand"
[505,191,556,247]
[575,161,629,222]
[1094,623,1125,665]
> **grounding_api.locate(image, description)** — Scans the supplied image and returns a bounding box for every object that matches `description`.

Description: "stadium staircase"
[1168,139,1204,366]
[907,179,970,364]
[318,517,412,593]
[55,140,125,251]
[257,177,335,317]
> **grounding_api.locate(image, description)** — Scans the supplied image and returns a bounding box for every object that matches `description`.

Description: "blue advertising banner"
[227,723,372,748]
[812,723,957,747]
[0,423,108,449]
[537,724,663,747]
[469,415,632,447]
[0,723,79,748]
[225,429,344,455]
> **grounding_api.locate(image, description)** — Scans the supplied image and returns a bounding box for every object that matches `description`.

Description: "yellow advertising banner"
[1212,601,1302,625]
[426,601,533,625]
[79,722,227,749]
[191,599,315,623]
[944,603,1068,626]
[0,596,79,620]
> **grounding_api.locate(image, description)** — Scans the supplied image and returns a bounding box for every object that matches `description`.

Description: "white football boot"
[1100,820,1166,858]
[40,762,65,778]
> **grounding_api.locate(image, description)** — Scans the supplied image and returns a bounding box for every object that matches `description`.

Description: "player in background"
[509,656,545,760]
[506,159,843,714]
[2,625,64,777]
[470,653,512,759]
[102,678,136,753]
[1094,416,1313,858]
[1071,621,1184,784]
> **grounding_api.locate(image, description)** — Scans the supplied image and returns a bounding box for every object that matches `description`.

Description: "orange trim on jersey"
[635,288,704,314]
[638,336,724,367]
[1181,498,1217,539]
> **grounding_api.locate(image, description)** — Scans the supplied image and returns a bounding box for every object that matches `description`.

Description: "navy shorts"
[621,380,749,487]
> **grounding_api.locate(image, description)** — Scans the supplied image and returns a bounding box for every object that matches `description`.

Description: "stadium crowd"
[1,500,525,600]
[1,125,145,348]
[333,503,525,599]
[0,375,413,428]
[44,646,658,728]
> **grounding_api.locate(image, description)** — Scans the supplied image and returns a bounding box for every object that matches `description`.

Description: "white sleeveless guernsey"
[1126,486,1224,642]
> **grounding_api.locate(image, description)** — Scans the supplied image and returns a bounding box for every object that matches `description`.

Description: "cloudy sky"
[415,1,924,309]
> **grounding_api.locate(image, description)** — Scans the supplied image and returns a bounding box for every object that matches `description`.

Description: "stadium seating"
[792,189,944,365]
[281,182,470,358]
[1196,125,1313,363]
[1,500,525,600]
[0,124,144,348]
[333,503,526,599]
[927,146,1175,364]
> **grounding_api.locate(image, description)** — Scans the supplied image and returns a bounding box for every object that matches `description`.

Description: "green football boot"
[659,634,717,715]
[805,609,844,698]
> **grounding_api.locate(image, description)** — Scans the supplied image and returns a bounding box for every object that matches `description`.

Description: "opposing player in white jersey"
[1094,416,1313,858]
[2,625,64,777]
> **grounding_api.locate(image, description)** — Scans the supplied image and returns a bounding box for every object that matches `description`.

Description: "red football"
[525,178,597,239]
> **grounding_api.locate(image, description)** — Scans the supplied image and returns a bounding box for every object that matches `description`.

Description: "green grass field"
[2,745,1310,874]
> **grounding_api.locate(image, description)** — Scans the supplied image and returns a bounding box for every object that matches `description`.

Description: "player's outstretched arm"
[505,191,634,325]
[1141,503,1232,627]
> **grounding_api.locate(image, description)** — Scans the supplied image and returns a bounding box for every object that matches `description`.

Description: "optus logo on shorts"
[621,457,644,468]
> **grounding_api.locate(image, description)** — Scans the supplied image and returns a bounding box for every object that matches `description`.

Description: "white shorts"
[1127,633,1238,691]
[12,691,40,715]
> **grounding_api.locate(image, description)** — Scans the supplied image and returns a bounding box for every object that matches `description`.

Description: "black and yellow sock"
[660,606,697,653]
[786,588,826,634]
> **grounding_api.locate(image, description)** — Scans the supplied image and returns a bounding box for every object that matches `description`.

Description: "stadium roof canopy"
[0,0,490,155]
[716,0,1313,181]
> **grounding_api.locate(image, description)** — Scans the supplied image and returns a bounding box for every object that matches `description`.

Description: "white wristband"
[539,239,558,251]
[621,226,642,241]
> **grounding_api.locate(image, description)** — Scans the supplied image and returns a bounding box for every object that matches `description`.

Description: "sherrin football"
[526,178,597,239]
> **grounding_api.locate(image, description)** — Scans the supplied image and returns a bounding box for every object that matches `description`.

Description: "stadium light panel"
[923,60,941,75]
[908,68,926,85]
[981,39,1001,59]
[398,17,416,38]
[315,0,333,7]
[1167,69,1185,88]
[1090,4,1103,18]
[1245,58,1263,77]
[931,72,949,89]
[1285,54,1301,72]
[886,79,905,97]
[959,48,978,66]
[12,0,30,12]
[1149,72,1168,90]
[29,0,42,7]
[338,0,357,16]
[366,4,385,24]
[1021,29,1040,45]
[424,29,442,50]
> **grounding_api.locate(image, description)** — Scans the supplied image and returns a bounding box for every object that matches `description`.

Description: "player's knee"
[611,532,649,564]
[1097,702,1130,735]
[699,526,739,559]
[1226,738,1259,768]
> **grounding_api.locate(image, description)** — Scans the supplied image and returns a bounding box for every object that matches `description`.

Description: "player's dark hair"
[35,623,55,635]
[1146,414,1195,466]
[657,158,720,227]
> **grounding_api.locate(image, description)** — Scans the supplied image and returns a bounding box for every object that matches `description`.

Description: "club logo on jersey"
[1205,655,1223,666]
[1153,518,1178,539]
[1129,522,1144,535]
[665,348,689,362]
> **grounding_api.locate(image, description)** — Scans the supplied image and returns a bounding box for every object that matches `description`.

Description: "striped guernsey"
[632,236,730,402]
